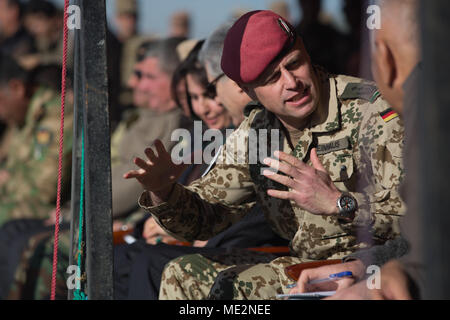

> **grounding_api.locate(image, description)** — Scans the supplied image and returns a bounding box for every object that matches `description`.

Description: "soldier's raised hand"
[262,148,341,216]
[123,139,188,200]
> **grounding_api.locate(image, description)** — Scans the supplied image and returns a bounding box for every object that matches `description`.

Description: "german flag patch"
[380,108,399,122]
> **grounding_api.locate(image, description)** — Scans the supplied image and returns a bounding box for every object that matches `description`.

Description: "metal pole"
[69,0,113,300]
[68,0,83,300]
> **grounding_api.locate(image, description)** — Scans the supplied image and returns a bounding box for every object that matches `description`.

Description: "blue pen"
[308,271,353,285]
[286,271,353,288]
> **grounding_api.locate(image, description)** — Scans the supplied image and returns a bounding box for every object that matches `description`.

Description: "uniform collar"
[308,68,341,133]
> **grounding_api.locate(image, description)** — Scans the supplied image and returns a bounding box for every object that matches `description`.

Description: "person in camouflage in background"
[0,54,72,299]
[124,10,405,300]
[0,54,73,225]
[6,38,191,300]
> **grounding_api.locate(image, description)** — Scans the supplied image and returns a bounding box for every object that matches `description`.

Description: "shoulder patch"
[340,83,379,102]
[380,108,399,123]
[35,127,53,146]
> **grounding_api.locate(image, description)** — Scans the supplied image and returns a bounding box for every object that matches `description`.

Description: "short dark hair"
[170,40,206,119]
[25,0,57,18]
[0,53,29,87]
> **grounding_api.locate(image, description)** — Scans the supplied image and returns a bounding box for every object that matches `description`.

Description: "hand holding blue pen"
[308,271,353,284]
[287,271,353,289]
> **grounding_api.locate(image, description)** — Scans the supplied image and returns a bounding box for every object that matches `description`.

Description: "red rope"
[51,0,70,300]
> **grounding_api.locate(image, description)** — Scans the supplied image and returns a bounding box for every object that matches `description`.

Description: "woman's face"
[186,73,231,130]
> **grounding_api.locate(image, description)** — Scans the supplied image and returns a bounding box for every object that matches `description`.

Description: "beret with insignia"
[221,10,296,84]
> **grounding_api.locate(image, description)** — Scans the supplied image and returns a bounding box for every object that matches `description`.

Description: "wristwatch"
[336,192,357,222]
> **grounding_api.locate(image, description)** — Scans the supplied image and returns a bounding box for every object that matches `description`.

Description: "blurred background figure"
[115,0,155,121]
[19,0,73,70]
[231,8,250,20]
[169,10,191,38]
[295,0,346,75]
[342,0,365,77]
[269,0,292,24]
[115,0,138,43]
[0,0,35,58]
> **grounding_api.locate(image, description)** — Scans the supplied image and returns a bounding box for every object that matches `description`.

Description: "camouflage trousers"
[159,250,299,300]
[8,228,70,300]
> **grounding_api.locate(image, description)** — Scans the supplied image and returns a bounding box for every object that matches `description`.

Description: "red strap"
[51,0,70,301]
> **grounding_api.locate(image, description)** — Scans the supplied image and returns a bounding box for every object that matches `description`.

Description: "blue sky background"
[53,0,347,39]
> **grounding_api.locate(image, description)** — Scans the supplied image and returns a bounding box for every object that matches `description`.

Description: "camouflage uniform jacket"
[0,86,73,225]
[139,70,405,261]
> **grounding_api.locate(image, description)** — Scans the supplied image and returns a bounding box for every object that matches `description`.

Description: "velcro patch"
[35,127,52,146]
[316,137,351,155]
[340,83,378,101]
[380,108,399,122]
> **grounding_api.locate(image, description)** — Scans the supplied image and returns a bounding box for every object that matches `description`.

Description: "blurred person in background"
[295,0,346,75]
[0,56,73,299]
[0,0,35,58]
[19,0,73,70]
[269,0,292,24]
[169,11,191,38]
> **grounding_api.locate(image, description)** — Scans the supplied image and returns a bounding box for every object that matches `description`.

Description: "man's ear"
[375,39,397,89]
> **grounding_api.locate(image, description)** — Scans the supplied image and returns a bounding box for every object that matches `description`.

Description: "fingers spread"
[154,139,168,158]
[275,151,306,170]
[134,157,151,170]
[145,147,157,162]
[263,157,299,179]
[263,170,295,188]
[123,169,144,179]
[267,189,291,200]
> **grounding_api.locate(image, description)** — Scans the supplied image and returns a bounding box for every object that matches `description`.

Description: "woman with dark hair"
[171,39,231,130]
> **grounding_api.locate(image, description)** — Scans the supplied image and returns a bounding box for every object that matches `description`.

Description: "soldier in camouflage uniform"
[124,10,405,300]
[0,55,73,226]
[6,38,191,299]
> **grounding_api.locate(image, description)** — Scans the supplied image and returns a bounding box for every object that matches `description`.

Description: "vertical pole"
[69,0,113,300]
[68,0,83,300]
[420,0,450,299]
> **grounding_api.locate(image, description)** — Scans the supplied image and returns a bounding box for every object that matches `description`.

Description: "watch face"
[340,196,356,211]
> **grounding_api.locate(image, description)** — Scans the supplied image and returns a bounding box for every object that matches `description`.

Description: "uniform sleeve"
[342,104,406,240]
[138,126,257,242]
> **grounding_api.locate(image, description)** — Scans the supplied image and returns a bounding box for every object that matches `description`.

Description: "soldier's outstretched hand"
[123,139,188,197]
[263,148,341,216]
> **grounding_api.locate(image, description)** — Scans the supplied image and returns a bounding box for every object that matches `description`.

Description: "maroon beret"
[221,10,296,84]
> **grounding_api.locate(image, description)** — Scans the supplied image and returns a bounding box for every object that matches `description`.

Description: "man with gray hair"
[199,21,252,127]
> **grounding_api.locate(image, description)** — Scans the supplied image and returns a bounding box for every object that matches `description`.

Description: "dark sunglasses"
[205,73,225,99]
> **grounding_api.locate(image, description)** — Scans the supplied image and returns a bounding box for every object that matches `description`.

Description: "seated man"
[114,31,289,300]
[291,0,422,300]
[125,10,405,300]
[0,56,73,299]
[5,37,191,300]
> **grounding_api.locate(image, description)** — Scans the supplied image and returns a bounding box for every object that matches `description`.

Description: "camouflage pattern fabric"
[8,227,70,300]
[144,70,406,299]
[159,250,277,300]
[0,86,73,226]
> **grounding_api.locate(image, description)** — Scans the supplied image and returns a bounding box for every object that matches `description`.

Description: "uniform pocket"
[320,150,354,182]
